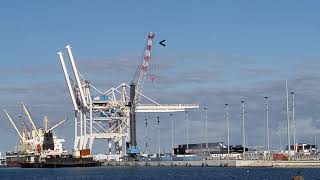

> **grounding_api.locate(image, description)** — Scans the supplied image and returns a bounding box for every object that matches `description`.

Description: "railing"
[136,104,199,113]
[137,104,199,107]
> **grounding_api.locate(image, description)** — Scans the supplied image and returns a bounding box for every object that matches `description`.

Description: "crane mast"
[129,32,155,154]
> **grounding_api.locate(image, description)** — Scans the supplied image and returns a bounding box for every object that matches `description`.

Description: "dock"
[103,160,320,168]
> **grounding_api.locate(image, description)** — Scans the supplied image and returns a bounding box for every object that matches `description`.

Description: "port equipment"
[128,32,154,155]
[18,114,31,140]
[22,102,40,138]
[57,32,199,158]
[4,109,25,142]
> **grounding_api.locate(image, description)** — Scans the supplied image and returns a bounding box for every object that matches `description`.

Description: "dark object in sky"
[159,40,166,47]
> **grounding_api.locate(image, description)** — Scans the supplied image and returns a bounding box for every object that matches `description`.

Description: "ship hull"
[20,157,101,168]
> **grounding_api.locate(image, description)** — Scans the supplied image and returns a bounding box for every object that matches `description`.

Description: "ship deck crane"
[18,115,30,140]
[4,109,24,142]
[43,116,66,133]
[49,118,67,132]
[22,102,40,137]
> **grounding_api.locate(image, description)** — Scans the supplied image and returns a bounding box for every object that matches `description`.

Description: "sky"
[0,0,320,154]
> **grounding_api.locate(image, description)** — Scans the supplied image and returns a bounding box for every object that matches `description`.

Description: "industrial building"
[174,143,248,155]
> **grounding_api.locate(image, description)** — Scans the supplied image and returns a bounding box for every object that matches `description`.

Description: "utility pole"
[286,80,291,161]
[186,111,189,149]
[205,107,208,151]
[170,113,174,155]
[291,91,296,154]
[265,96,270,158]
[225,104,230,162]
[241,100,246,159]
[157,116,160,158]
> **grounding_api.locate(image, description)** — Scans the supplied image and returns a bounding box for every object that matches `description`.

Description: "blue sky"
[0,1,320,153]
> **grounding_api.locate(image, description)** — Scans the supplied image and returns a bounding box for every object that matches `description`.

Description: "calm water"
[0,166,318,180]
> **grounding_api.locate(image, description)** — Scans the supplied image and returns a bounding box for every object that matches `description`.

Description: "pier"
[103,160,320,168]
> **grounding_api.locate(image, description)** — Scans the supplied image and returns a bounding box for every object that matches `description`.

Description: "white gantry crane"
[57,32,199,157]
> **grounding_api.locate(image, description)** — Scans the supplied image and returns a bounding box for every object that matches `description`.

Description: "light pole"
[170,113,174,155]
[264,96,270,158]
[157,116,160,158]
[285,80,291,161]
[186,111,189,149]
[225,104,230,162]
[204,107,208,151]
[241,100,246,159]
[278,126,282,152]
[291,91,296,154]
[314,127,317,148]
[313,120,320,153]
[145,118,148,154]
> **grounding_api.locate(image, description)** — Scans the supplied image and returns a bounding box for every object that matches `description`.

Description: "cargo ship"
[3,103,101,168]
[5,152,27,167]
[19,131,101,168]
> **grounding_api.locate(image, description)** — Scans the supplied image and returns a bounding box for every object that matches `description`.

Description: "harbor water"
[0,166,318,180]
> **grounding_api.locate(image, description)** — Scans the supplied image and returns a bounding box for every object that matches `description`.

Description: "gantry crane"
[57,32,199,158]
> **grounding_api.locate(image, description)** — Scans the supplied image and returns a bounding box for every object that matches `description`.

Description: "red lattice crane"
[129,32,155,154]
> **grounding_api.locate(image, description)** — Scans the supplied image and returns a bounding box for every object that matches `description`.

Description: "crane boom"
[58,51,79,111]
[65,45,88,108]
[21,102,39,137]
[18,115,30,138]
[49,118,67,131]
[132,32,155,103]
[128,32,155,155]
[4,109,24,141]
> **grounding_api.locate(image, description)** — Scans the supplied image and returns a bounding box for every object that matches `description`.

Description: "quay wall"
[235,160,272,167]
[273,161,320,167]
[103,160,320,168]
